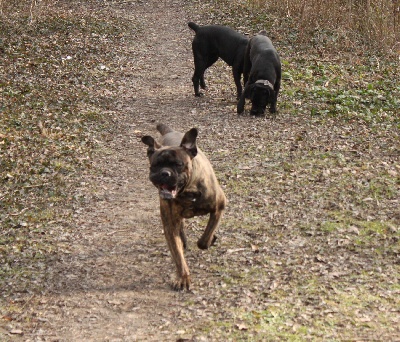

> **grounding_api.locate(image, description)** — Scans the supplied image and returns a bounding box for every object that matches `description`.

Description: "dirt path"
[22,1,220,340]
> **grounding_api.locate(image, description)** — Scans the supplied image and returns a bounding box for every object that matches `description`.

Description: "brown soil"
[2,0,399,341]
[4,1,236,340]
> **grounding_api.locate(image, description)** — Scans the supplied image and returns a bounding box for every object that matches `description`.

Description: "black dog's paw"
[237,106,245,115]
[195,92,204,97]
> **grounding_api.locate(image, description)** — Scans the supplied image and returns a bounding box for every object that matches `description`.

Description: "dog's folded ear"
[180,128,198,158]
[142,135,161,158]
[141,135,155,147]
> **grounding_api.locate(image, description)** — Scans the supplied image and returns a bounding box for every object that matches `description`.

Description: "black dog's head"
[141,128,198,200]
[246,81,275,116]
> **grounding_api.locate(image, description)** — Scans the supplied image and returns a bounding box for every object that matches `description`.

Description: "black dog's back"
[249,39,280,82]
[188,22,248,98]
[189,22,247,66]
[248,34,277,61]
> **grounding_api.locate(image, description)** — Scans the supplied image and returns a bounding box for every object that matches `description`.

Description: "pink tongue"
[161,185,177,198]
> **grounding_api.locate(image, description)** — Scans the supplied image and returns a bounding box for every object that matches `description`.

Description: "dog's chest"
[176,190,212,218]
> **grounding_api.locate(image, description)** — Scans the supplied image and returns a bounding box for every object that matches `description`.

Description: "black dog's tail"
[188,22,200,32]
[156,123,174,135]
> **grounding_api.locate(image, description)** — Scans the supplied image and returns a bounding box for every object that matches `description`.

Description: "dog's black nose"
[161,169,172,178]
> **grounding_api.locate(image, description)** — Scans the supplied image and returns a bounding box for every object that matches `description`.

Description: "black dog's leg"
[269,79,281,114]
[202,54,218,89]
[232,68,243,100]
[200,75,206,89]
[237,83,249,114]
[192,52,218,97]
[242,42,252,88]
[192,49,207,96]
[192,67,204,97]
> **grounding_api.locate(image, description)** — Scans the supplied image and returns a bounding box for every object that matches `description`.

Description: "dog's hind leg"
[192,67,205,97]
[202,54,218,89]
[192,65,203,97]
[192,49,208,96]
[192,51,218,96]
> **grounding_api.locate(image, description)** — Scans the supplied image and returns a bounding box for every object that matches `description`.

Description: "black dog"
[188,22,248,99]
[237,31,281,116]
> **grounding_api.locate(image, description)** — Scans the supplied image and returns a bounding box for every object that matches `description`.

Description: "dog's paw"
[237,104,245,115]
[172,275,191,291]
[195,92,204,97]
[197,235,217,250]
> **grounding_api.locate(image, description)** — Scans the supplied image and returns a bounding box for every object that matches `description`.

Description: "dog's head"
[141,128,198,200]
[246,80,275,116]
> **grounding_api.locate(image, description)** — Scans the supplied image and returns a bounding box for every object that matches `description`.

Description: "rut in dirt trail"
[23,1,227,340]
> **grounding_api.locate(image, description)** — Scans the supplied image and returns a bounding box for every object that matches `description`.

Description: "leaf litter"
[1,0,399,341]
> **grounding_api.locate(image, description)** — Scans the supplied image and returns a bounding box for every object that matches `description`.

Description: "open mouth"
[251,108,266,116]
[158,184,178,199]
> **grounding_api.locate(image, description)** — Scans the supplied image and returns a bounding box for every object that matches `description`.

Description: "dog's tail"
[156,123,174,135]
[188,22,200,32]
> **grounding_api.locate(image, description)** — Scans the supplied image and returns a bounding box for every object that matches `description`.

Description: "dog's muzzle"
[250,107,265,116]
[150,168,179,200]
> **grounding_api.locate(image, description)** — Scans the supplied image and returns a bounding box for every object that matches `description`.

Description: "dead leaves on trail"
[0,0,134,303]
[1,0,399,341]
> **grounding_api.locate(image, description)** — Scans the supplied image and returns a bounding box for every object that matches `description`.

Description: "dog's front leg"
[160,200,191,291]
[197,209,223,250]
[270,79,281,115]
[237,86,248,114]
[232,69,243,100]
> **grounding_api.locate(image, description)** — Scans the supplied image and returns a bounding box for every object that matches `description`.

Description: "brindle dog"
[141,124,226,290]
